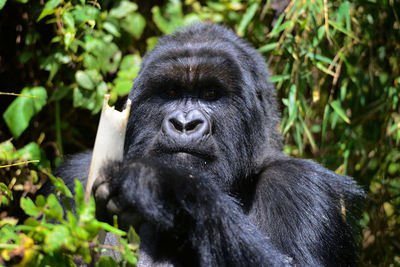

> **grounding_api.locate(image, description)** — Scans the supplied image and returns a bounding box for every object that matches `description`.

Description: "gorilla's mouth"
[151,143,216,161]
[164,147,215,160]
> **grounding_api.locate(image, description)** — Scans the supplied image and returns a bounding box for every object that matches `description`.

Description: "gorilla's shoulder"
[40,151,92,196]
[260,157,365,204]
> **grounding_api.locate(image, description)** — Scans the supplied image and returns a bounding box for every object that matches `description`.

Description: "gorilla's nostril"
[169,118,184,132]
[163,109,210,140]
[185,119,203,132]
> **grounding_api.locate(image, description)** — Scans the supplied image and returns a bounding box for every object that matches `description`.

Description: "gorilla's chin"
[164,150,211,164]
[146,149,214,173]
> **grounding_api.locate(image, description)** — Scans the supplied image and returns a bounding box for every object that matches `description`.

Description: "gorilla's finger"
[94,183,110,206]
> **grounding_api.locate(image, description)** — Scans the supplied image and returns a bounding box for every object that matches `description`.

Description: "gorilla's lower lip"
[175,152,192,159]
[165,148,214,160]
[172,149,209,158]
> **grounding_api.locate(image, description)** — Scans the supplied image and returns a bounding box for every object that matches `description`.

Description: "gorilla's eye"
[165,89,179,98]
[204,89,218,99]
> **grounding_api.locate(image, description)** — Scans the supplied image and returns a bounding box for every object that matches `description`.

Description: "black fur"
[47,23,364,266]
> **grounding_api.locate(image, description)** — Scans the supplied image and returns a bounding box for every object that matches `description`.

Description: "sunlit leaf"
[46,194,64,220]
[75,70,95,90]
[103,21,121,37]
[321,104,330,143]
[44,225,71,252]
[270,74,290,83]
[330,100,350,124]
[237,1,259,36]
[109,1,138,18]
[21,197,40,217]
[63,12,75,30]
[0,0,6,10]
[258,42,278,53]
[121,13,146,39]
[3,87,47,139]
[37,0,60,21]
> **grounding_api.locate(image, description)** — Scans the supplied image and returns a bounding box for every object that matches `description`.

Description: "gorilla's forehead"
[143,45,243,92]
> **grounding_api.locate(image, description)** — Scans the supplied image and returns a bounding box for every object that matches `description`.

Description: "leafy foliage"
[0,0,399,266]
[0,172,137,266]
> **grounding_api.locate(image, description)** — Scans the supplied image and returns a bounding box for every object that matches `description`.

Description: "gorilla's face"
[124,24,281,187]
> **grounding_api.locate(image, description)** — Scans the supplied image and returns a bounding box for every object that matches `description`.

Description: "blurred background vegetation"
[0,0,399,266]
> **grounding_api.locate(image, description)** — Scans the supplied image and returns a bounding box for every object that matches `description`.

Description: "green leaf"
[23,217,40,227]
[74,179,85,216]
[96,256,118,267]
[15,142,41,161]
[46,194,64,220]
[270,74,290,83]
[37,8,56,22]
[37,0,60,21]
[109,1,138,18]
[18,51,33,63]
[20,197,40,217]
[283,102,298,134]
[44,170,73,198]
[0,0,6,10]
[73,87,96,110]
[35,195,46,207]
[287,84,297,115]
[103,21,121,37]
[315,62,335,76]
[321,104,330,143]
[237,1,259,36]
[152,0,184,34]
[63,12,75,30]
[76,70,95,90]
[119,54,141,78]
[44,0,61,9]
[120,239,138,264]
[269,20,294,37]
[44,225,71,252]
[299,116,317,150]
[93,82,108,113]
[0,140,16,161]
[329,20,356,39]
[114,79,133,96]
[258,42,278,53]
[3,87,47,139]
[307,52,337,66]
[146,36,158,51]
[330,100,350,124]
[0,182,13,207]
[64,30,75,48]
[269,13,285,37]
[93,221,126,236]
[295,122,303,155]
[127,226,140,244]
[121,13,146,39]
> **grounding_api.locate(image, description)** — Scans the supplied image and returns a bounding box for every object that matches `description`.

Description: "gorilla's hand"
[93,159,291,266]
[93,159,216,233]
[94,160,170,231]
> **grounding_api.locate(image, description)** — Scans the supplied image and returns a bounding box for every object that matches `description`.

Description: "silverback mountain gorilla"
[49,23,364,266]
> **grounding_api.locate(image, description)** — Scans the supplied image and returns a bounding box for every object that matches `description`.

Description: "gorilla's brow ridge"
[143,53,243,96]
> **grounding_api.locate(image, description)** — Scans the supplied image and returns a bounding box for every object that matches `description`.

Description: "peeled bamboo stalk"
[84,94,131,203]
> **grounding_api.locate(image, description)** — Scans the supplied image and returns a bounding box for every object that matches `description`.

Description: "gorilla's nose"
[163,109,210,141]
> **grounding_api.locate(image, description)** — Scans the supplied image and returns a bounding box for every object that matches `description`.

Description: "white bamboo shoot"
[84,94,132,203]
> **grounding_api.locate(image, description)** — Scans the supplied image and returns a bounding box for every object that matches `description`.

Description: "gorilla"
[49,23,364,266]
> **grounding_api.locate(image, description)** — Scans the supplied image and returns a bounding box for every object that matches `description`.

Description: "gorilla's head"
[125,23,282,188]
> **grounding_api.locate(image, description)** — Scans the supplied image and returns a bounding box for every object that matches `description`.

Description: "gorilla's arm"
[93,159,291,267]
[249,158,364,267]
[39,151,92,197]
